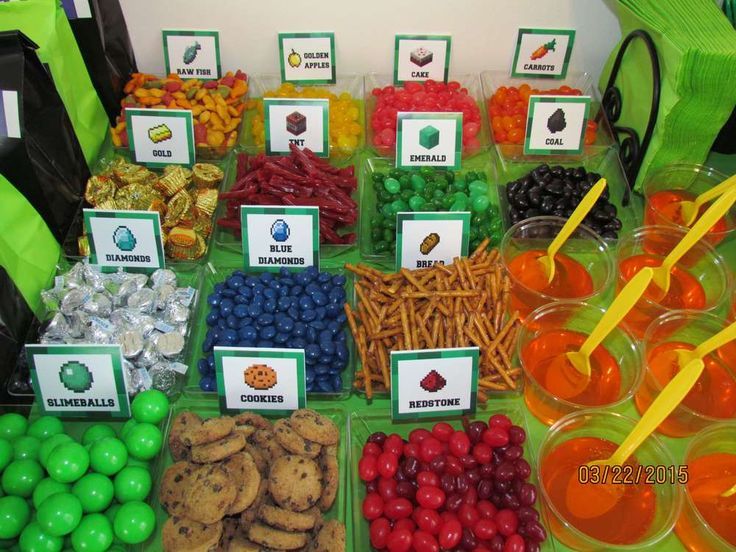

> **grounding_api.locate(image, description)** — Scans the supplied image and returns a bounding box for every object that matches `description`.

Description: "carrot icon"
[530,39,557,60]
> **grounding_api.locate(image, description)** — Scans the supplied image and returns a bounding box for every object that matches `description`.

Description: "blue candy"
[226,315,239,329]
[305,344,321,359]
[228,275,245,289]
[207,293,221,307]
[259,325,276,340]
[233,304,249,318]
[200,376,216,391]
[224,329,238,343]
[239,326,257,341]
[257,313,275,327]
[299,295,315,310]
[206,311,220,326]
[294,322,307,337]
[197,358,210,375]
[300,309,316,322]
[273,332,289,344]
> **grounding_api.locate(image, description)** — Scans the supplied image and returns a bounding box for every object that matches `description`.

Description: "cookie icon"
[244,364,277,390]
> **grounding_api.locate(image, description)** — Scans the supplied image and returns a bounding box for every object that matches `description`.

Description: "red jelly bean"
[377,452,399,479]
[482,427,510,448]
[449,431,471,457]
[413,507,442,535]
[417,471,440,488]
[386,528,413,552]
[494,509,519,537]
[438,519,463,550]
[359,455,379,482]
[384,498,413,520]
[412,530,440,552]
[370,517,391,549]
[432,422,454,442]
[416,486,446,510]
[362,493,384,520]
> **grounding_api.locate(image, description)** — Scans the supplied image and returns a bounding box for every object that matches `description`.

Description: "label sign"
[264,98,329,157]
[524,95,591,155]
[27,344,130,418]
[397,112,462,169]
[396,212,470,270]
[61,0,91,19]
[215,347,306,415]
[125,108,195,167]
[163,29,221,79]
[83,209,165,271]
[278,32,336,84]
[391,348,479,420]
[240,205,319,272]
[511,28,576,79]
[394,34,452,84]
[0,89,21,138]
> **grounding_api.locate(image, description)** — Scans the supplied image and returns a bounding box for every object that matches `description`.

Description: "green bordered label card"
[511,28,576,79]
[83,209,165,272]
[214,347,306,415]
[396,112,462,170]
[396,211,470,270]
[264,98,329,157]
[391,347,479,421]
[524,95,591,155]
[27,344,131,418]
[278,32,336,84]
[162,29,221,79]
[394,34,451,84]
[240,205,319,272]
[125,108,195,167]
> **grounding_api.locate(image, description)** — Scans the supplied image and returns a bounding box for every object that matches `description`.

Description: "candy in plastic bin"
[164,301,189,325]
[127,288,156,313]
[60,288,91,316]
[124,361,151,394]
[81,263,106,291]
[149,362,176,396]
[154,284,176,309]
[174,287,196,308]
[155,331,185,358]
[67,311,88,338]
[150,268,177,289]
[137,341,160,369]
[62,263,87,289]
[121,330,144,359]
[113,279,139,307]
[86,316,116,343]
[82,293,112,317]
[40,289,60,313]
[43,313,69,340]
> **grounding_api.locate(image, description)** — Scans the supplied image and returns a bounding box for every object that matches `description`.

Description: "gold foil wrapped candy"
[81,158,225,261]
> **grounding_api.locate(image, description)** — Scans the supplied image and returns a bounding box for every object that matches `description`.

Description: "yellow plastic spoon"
[545,268,654,396]
[675,318,736,371]
[565,357,705,520]
[650,187,736,294]
[537,178,607,284]
[722,483,736,498]
[679,174,736,226]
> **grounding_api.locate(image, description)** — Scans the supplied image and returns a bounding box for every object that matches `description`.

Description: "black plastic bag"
[66,0,138,125]
[0,267,34,404]
[0,30,89,244]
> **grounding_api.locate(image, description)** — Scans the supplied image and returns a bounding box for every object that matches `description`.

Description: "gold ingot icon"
[148,124,173,144]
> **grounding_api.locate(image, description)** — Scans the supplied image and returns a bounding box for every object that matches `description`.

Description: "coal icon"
[547,108,567,134]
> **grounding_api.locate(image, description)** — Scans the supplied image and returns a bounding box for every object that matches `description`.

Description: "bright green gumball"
[37,493,82,537]
[71,474,113,514]
[112,502,154,544]
[18,522,63,552]
[13,436,41,461]
[80,426,115,447]
[0,495,30,539]
[125,457,149,469]
[118,419,137,440]
[2,459,43,497]
[38,435,73,469]
[88,438,127,477]
[0,439,12,471]
[45,444,88,484]
[103,505,120,526]
[0,414,27,442]
[26,418,63,441]
[70,514,112,552]
[113,467,151,503]
[130,390,169,425]
[32,479,70,510]
[122,423,161,461]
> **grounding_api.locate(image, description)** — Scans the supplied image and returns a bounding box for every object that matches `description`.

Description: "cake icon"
[410,47,433,67]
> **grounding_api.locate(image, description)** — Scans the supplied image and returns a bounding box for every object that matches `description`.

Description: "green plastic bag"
[0,0,108,165]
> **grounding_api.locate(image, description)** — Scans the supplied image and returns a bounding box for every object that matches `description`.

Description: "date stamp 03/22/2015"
[577,464,689,485]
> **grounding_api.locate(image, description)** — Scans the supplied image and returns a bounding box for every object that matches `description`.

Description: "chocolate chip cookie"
[269,455,322,512]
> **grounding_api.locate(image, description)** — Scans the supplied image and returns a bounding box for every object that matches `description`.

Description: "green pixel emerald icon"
[419,125,440,149]
[59,361,94,393]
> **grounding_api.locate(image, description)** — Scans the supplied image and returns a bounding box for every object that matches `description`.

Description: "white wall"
[121,0,622,85]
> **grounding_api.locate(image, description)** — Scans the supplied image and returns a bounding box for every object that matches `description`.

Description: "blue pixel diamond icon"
[113,225,137,252]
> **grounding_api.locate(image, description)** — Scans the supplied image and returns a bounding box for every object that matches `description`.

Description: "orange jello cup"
[538,410,682,551]
[676,423,736,552]
[635,311,736,438]
[616,226,731,338]
[518,301,642,426]
[500,216,614,320]
[643,164,735,257]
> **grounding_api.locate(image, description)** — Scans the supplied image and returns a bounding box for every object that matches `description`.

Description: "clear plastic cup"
[675,422,736,551]
[538,410,682,551]
[635,311,736,438]
[518,301,642,426]
[615,226,731,338]
[499,216,614,320]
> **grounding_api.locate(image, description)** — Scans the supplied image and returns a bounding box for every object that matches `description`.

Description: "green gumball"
[122,423,162,461]
[112,501,154,544]
[0,414,27,441]
[125,457,149,470]
[18,522,63,552]
[38,435,73,469]
[88,438,127,477]
[118,419,137,440]
[113,467,151,503]
[45,443,89,484]
[70,514,112,552]
[130,389,169,424]
[71,474,113,514]
[13,436,41,461]
[37,493,82,537]
[103,504,120,526]
[2,459,43,497]
[32,479,71,510]
[80,426,115,447]
[0,439,12,471]
[26,418,63,441]
[0,495,30,539]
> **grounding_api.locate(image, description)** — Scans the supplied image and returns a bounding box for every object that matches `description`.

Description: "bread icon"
[244,364,277,390]
[420,233,440,255]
